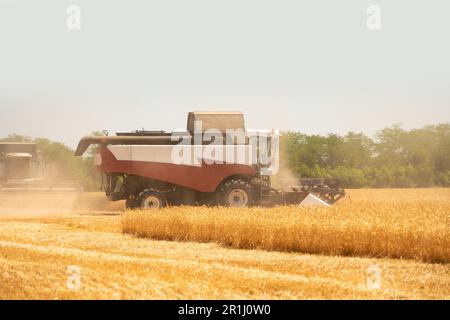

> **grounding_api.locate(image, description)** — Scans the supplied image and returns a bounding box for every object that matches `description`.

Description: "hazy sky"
[1,0,449,148]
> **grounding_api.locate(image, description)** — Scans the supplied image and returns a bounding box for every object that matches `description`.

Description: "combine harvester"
[75,112,344,209]
[0,143,82,192]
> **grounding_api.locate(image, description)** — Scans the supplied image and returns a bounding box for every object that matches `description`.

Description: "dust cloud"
[270,138,300,190]
[0,192,124,217]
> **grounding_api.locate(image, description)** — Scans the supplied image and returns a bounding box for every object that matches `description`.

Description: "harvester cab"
[0,142,82,192]
[75,111,344,209]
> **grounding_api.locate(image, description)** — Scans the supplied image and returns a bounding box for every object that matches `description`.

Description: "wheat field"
[0,189,449,299]
[122,189,450,263]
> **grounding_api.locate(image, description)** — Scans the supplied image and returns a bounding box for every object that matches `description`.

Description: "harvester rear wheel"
[139,189,167,209]
[218,179,254,207]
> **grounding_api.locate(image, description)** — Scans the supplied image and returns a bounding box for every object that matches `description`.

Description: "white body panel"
[106,145,255,167]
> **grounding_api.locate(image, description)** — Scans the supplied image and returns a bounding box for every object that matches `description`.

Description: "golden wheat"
[122,189,450,263]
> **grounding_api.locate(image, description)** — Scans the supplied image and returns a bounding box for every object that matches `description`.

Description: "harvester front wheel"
[139,189,167,209]
[218,179,254,207]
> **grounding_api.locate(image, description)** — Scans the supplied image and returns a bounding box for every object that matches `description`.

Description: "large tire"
[138,188,168,209]
[217,179,255,207]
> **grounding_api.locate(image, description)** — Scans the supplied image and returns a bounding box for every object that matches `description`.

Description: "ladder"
[260,175,272,206]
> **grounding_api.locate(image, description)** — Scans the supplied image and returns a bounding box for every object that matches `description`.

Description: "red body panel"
[96,147,256,192]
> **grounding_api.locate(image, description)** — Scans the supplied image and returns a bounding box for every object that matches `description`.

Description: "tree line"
[281,123,450,188]
[2,122,449,189]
